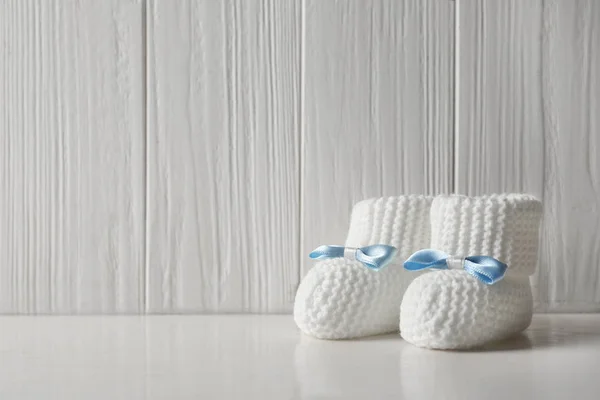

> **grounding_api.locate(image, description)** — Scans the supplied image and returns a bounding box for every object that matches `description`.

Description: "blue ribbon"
[403,249,508,285]
[309,244,398,271]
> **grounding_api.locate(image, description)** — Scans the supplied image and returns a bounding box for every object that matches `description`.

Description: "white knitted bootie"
[400,194,543,349]
[294,195,433,339]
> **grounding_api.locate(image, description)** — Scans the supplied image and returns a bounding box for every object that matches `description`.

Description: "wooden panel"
[537,0,600,311]
[301,0,455,274]
[147,0,300,312]
[0,0,145,313]
[457,0,600,311]
[456,0,545,194]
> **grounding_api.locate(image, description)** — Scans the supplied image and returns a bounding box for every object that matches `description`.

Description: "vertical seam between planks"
[142,0,149,314]
[453,0,460,194]
[539,0,549,309]
[539,0,547,205]
[297,0,305,292]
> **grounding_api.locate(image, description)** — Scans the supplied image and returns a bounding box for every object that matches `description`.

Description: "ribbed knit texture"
[294,195,432,339]
[400,194,543,349]
[430,194,542,276]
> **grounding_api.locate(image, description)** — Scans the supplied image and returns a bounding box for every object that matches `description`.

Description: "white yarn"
[400,194,543,349]
[401,272,533,349]
[430,194,542,276]
[294,195,433,339]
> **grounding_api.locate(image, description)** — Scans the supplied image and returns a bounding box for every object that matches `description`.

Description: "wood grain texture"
[538,0,600,311]
[2,0,597,314]
[0,0,145,313]
[301,0,455,275]
[457,0,600,311]
[456,0,545,194]
[146,0,300,312]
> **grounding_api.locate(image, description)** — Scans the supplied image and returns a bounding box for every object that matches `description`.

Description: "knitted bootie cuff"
[345,195,433,261]
[430,194,542,276]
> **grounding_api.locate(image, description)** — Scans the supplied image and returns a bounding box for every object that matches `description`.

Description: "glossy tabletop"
[1,314,599,399]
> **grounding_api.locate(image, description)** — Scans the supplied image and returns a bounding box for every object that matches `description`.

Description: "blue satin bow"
[309,244,398,271]
[403,249,508,285]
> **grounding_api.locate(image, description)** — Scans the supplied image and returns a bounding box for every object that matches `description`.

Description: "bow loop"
[403,249,507,285]
[309,244,398,271]
[309,245,345,260]
[355,245,398,270]
[463,256,508,285]
[403,249,450,271]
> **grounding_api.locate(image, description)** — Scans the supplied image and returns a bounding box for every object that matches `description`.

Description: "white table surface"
[1,314,599,399]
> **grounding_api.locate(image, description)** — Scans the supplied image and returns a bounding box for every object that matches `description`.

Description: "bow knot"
[404,249,507,285]
[309,244,398,271]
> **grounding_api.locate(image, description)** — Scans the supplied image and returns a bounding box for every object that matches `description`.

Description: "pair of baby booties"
[294,194,543,349]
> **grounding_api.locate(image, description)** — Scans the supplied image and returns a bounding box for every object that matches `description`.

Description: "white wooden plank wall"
[457,0,600,312]
[537,0,600,311]
[146,0,300,313]
[301,0,454,276]
[0,0,598,313]
[0,0,145,313]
